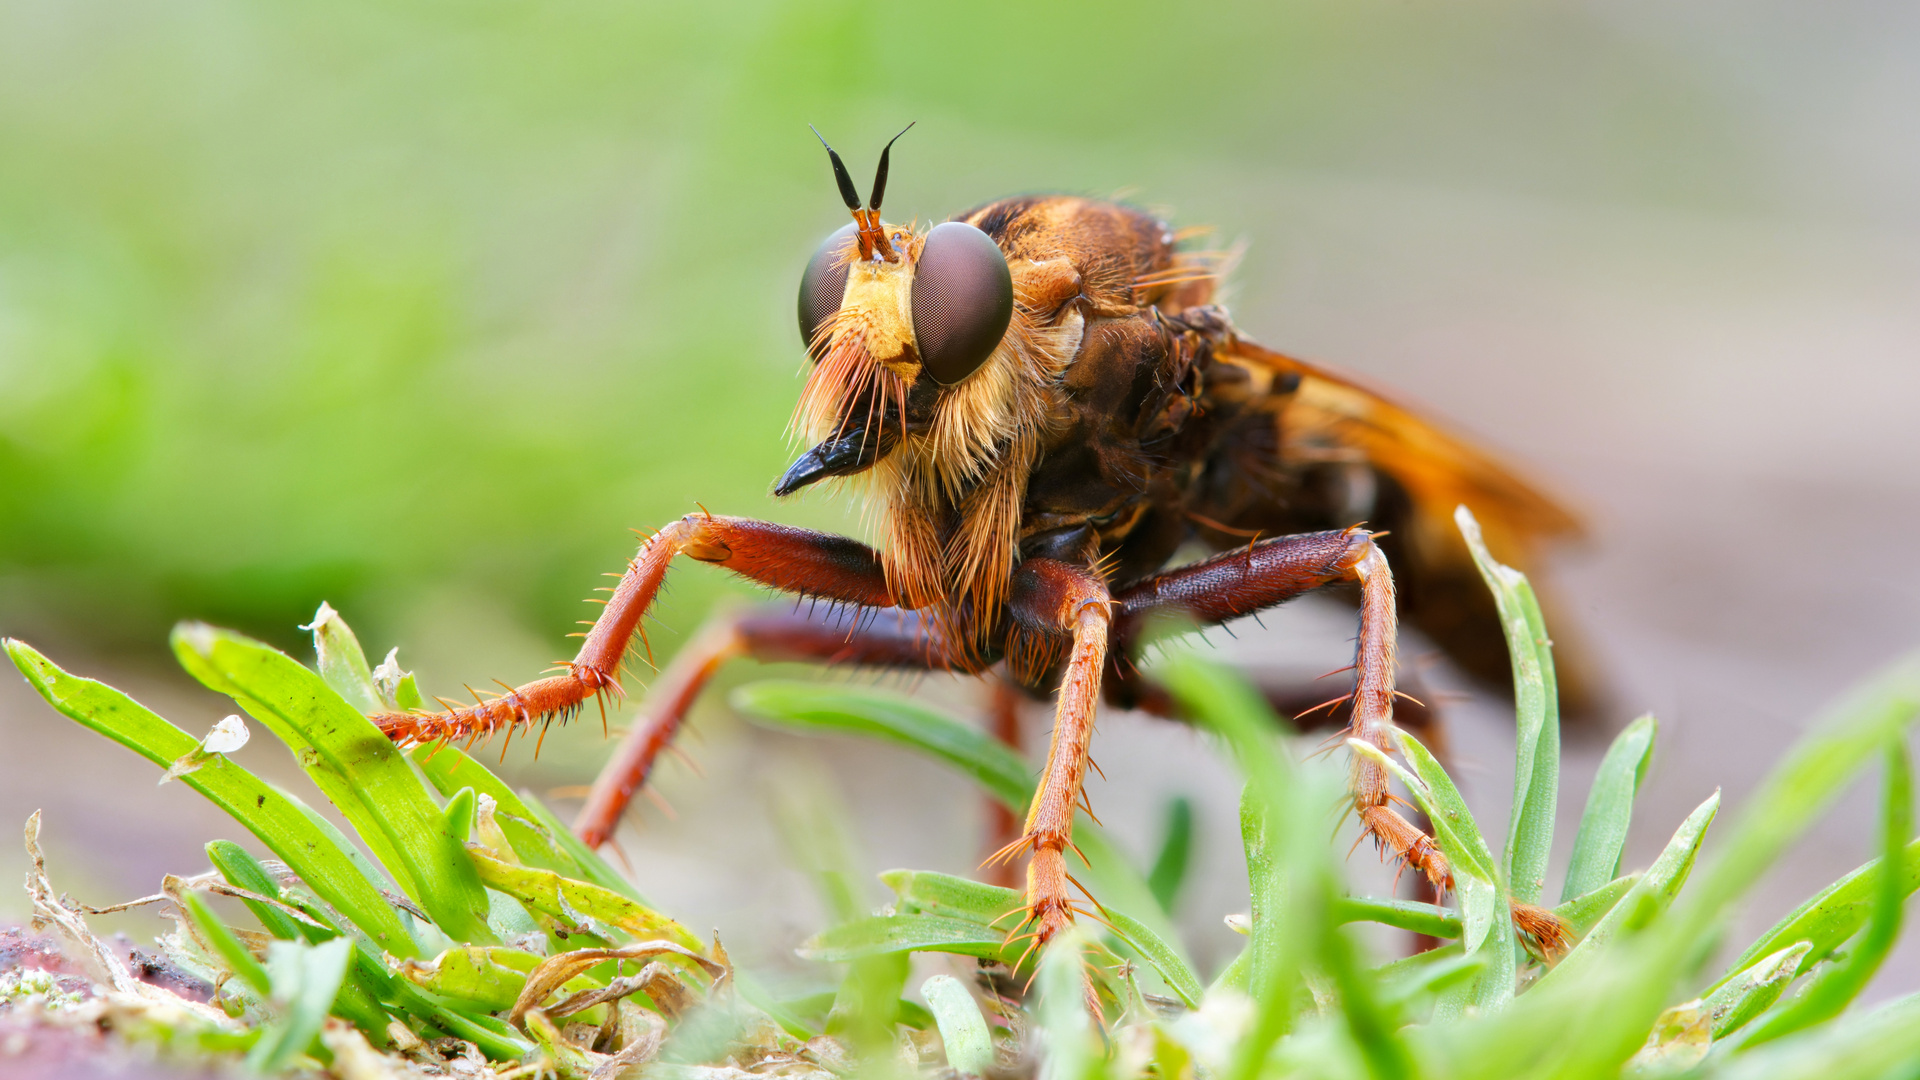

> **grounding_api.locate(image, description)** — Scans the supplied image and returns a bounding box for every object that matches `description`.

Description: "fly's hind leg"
[572,604,949,847]
[1110,528,1448,884]
[1109,527,1567,950]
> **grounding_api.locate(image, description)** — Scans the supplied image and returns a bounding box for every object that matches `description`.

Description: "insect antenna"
[808,125,861,210]
[866,121,915,212]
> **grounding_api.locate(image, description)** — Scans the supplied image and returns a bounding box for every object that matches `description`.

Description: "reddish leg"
[1109,528,1566,949]
[990,558,1112,964]
[1110,528,1450,889]
[572,604,946,847]
[370,512,902,776]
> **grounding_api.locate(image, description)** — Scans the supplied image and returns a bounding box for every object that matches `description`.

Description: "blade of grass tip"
[464,848,700,951]
[1457,506,1559,909]
[1709,837,1920,993]
[922,975,995,1077]
[179,890,272,998]
[1102,904,1204,1008]
[206,840,315,943]
[882,870,1022,926]
[246,938,352,1075]
[1736,739,1911,1049]
[1148,795,1194,915]
[409,744,591,887]
[1700,941,1810,1040]
[171,624,497,946]
[6,641,420,957]
[304,603,382,716]
[1562,715,1657,902]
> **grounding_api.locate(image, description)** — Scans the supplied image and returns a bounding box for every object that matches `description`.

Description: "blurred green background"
[4,0,1918,995]
[0,0,1775,660]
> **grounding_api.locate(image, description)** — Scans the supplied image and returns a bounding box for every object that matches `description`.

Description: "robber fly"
[373,127,1584,960]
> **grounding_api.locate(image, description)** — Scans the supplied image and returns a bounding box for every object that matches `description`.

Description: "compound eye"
[797,223,858,358]
[911,221,1013,385]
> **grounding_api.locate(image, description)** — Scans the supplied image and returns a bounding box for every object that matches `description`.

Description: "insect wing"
[1217,335,1582,546]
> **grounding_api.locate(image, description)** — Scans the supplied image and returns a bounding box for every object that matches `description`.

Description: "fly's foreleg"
[992,559,1112,960]
[369,512,898,765]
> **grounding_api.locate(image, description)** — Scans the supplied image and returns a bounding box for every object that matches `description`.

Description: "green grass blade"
[1551,873,1639,940]
[1161,656,1342,1080]
[1103,905,1204,1008]
[465,848,700,951]
[1534,790,1719,989]
[734,679,1194,987]
[1035,931,1101,1080]
[1337,896,1462,940]
[1348,735,1499,955]
[1711,837,1920,993]
[1696,993,1920,1080]
[179,890,273,998]
[206,840,318,943]
[408,742,643,901]
[1458,506,1559,909]
[1562,714,1657,902]
[171,622,497,945]
[246,938,352,1074]
[1737,740,1911,1048]
[1320,913,1416,1080]
[304,602,382,715]
[733,681,1031,807]
[1411,656,1920,1080]
[884,870,1021,924]
[921,975,994,1077]
[6,639,420,957]
[1702,941,1810,1040]
[1147,795,1194,915]
[396,946,538,1011]
[799,914,1014,965]
[881,867,1200,1006]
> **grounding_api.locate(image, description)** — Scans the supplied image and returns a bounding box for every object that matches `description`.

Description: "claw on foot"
[1511,900,1573,960]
